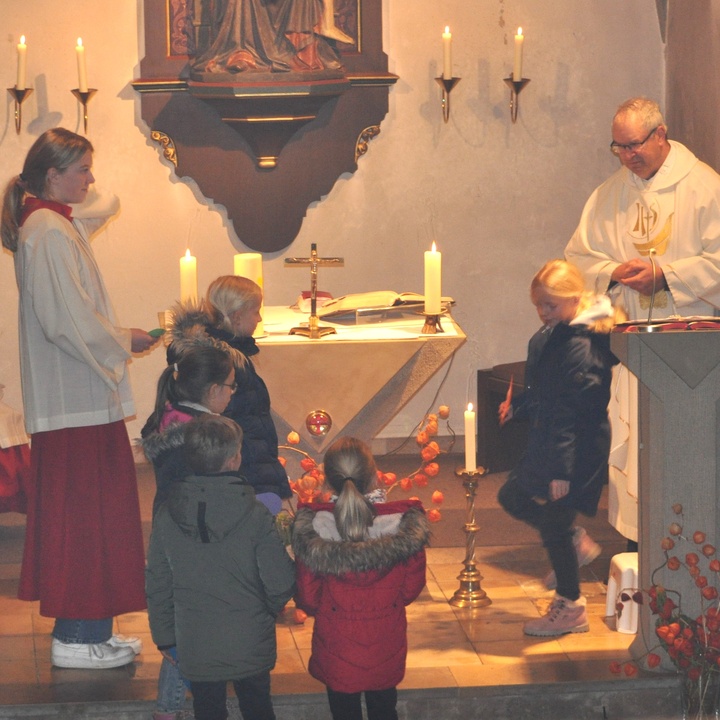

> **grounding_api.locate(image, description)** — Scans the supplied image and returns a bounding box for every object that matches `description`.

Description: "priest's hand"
[611,258,667,296]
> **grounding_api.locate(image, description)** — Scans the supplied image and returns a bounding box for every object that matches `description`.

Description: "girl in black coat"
[167,276,291,512]
[497,260,620,637]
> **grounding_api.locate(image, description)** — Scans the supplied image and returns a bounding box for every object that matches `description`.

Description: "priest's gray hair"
[614,97,667,134]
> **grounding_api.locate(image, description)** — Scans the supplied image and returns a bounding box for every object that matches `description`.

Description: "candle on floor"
[464,403,476,473]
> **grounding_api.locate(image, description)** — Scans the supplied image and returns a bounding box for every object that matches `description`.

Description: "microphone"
[647,248,657,325]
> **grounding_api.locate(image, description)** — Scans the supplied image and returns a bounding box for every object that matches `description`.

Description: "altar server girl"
[292,436,430,720]
[1,127,157,670]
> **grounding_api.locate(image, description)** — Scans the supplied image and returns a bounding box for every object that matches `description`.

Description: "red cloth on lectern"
[0,443,29,513]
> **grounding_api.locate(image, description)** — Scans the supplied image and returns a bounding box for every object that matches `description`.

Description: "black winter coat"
[168,307,291,499]
[509,321,618,516]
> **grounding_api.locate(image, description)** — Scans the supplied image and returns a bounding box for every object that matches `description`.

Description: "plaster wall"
[0,0,664,448]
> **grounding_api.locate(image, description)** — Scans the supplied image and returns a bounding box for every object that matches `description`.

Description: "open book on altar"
[317,291,455,320]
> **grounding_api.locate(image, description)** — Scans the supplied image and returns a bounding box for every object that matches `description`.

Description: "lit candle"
[179,249,198,304]
[442,26,453,80]
[513,27,524,80]
[424,242,442,315]
[464,403,477,473]
[234,252,264,336]
[17,36,27,91]
[76,37,88,92]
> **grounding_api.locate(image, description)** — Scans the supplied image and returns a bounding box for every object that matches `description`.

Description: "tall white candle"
[442,26,453,80]
[180,249,198,304]
[17,36,27,91]
[424,242,442,314]
[464,403,477,473]
[234,252,264,336]
[76,37,88,92]
[513,27,524,80]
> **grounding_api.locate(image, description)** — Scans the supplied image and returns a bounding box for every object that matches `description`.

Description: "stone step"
[0,677,682,720]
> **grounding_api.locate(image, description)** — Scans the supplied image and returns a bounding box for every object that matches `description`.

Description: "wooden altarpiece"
[132,0,397,252]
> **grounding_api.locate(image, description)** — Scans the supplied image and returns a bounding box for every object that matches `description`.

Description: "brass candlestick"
[421,309,447,335]
[503,76,530,124]
[449,466,492,608]
[7,87,33,134]
[71,88,97,134]
[435,77,461,124]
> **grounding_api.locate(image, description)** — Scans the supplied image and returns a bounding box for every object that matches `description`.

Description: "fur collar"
[169,303,248,369]
[140,420,188,462]
[291,505,430,576]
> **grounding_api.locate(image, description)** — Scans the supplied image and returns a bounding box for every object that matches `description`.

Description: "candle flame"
[77,37,84,48]
[444,25,450,33]
[467,402,473,412]
[517,27,523,36]
[20,35,26,45]
[184,249,192,259]
[431,241,437,252]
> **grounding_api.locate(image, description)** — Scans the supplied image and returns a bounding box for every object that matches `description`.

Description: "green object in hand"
[148,328,166,338]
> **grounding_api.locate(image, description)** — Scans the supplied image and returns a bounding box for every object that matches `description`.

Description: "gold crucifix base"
[289,315,337,339]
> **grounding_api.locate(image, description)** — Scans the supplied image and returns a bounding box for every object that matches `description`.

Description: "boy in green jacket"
[146,414,296,720]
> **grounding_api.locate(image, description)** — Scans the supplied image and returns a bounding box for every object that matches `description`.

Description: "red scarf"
[20,197,73,227]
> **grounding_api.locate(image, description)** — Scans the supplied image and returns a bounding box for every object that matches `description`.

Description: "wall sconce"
[7,87,33,134]
[435,76,461,124]
[503,77,530,124]
[71,89,97,134]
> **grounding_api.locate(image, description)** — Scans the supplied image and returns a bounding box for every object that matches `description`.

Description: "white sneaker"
[523,595,589,637]
[544,526,601,589]
[107,634,143,655]
[51,638,135,669]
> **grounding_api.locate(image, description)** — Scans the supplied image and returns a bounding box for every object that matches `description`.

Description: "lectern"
[611,330,720,667]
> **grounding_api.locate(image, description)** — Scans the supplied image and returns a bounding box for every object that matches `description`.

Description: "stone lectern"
[611,330,720,667]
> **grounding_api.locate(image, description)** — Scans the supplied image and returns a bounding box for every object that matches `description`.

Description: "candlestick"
[464,403,477,472]
[442,26,452,80]
[8,87,33,135]
[513,27,524,81]
[17,36,27,91]
[424,242,442,315]
[503,77,530,124]
[180,249,198,303]
[76,38,88,93]
[234,252,265,336]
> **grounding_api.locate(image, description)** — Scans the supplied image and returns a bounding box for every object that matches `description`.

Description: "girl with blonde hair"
[498,259,620,637]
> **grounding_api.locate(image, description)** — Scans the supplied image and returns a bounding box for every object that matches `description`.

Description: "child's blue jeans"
[157,648,190,714]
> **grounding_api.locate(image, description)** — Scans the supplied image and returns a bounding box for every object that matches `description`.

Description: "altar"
[255,306,466,452]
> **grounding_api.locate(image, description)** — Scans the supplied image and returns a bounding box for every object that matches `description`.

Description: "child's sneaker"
[544,526,601,589]
[523,595,589,637]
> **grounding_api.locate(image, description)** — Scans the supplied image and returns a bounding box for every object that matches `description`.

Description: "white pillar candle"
[442,26,453,80]
[464,403,477,473]
[180,249,198,304]
[513,27,524,80]
[17,36,27,90]
[424,242,442,315]
[234,252,265,336]
[76,38,88,92]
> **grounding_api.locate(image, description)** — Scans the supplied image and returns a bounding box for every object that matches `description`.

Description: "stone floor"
[0,455,682,719]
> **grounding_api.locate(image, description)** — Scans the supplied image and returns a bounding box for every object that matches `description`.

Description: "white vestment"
[566,141,720,539]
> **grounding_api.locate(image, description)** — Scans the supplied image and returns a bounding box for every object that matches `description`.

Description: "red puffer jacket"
[292,499,430,694]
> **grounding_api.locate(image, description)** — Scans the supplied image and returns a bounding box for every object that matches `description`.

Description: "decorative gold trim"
[355,125,380,162]
[151,130,178,167]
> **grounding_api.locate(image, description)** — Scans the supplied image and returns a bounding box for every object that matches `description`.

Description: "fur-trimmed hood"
[168,303,250,369]
[291,501,430,577]
[140,419,188,463]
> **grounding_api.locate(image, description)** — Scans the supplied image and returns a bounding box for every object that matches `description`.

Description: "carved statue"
[190,0,354,80]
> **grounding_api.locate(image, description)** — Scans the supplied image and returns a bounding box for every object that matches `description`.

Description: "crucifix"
[285,243,344,338]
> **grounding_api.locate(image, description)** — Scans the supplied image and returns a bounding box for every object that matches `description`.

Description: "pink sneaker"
[524,594,589,637]
[544,526,601,589]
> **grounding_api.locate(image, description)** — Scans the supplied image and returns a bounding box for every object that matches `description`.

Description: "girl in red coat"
[292,436,430,720]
